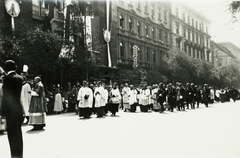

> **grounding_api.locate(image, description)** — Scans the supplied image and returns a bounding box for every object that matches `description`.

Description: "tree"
[218,64,240,88]
[230,1,240,22]
[1,20,63,79]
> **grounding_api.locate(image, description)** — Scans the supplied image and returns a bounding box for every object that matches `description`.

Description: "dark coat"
[1,71,23,117]
[1,71,24,157]
[157,87,167,103]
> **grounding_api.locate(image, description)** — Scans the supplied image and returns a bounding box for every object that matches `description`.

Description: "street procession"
[1,0,240,158]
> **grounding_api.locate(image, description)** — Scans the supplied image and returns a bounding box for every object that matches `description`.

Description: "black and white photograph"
[0,0,240,158]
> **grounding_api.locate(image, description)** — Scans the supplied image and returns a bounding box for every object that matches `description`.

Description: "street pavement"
[1,101,240,158]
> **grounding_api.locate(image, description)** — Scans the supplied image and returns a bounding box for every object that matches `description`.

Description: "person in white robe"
[77,81,93,118]
[121,83,130,112]
[21,77,31,124]
[139,84,150,112]
[53,88,63,114]
[129,85,138,112]
[215,89,221,102]
[210,87,215,104]
[151,84,160,112]
[94,81,105,117]
[109,82,121,116]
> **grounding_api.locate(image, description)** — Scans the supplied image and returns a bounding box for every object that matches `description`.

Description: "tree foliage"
[1,20,63,76]
[230,1,240,22]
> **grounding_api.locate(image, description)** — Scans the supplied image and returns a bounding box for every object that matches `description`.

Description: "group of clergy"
[76,80,221,118]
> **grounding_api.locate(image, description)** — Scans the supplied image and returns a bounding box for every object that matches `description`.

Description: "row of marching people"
[76,80,239,118]
[77,81,121,118]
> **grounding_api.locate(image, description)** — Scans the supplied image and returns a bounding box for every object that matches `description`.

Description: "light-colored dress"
[139,88,150,106]
[28,81,47,125]
[21,83,32,116]
[54,93,63,112]
[122,87,130,109]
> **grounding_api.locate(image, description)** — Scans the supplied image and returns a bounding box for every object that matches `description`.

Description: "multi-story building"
[110,0,171,69]
[169,2,212,62]
[0,0,215,84]
[212,42,240,68]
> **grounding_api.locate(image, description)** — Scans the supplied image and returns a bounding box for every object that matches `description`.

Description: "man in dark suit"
[1,60,24,158]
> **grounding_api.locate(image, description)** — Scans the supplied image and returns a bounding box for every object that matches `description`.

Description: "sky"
[172,0,240,47]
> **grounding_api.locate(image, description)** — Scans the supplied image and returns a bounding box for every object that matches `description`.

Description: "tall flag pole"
[105,0,112,67]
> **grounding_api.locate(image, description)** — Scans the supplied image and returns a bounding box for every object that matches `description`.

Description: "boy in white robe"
[77,81,93,118]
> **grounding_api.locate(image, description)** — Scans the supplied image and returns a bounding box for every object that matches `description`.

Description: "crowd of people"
[49,80,239,119]
[0,59,239,158]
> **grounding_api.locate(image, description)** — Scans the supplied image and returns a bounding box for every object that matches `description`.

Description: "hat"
[5,60,17,72]
[23,65,28,73]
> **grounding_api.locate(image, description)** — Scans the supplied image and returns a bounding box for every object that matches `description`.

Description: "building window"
[188,16,190,24]
[159,29,162,41]
[137,0,141,10]
[137,21,141,35]
[192,32,195,42]
[183,27,186,38]
[188,29,191,40]
[144,2,148,12]
[206,38,209,47]
[188,46,191,56]
[164,32,168,43]
[199,23,202,31]
[158,7,161,20]
[129,0,133,6]
[206,26,208,34]
[120,42,124,59]
[163,9,167,22]
[151,5,154,18]
[193,48,195,58]
[196,34,199,44]
[183,13,185,22]
[138,47,142,61]
[145,25,149,37]
[184,44,187,53]
[176,8,179,17]
[192,18,194,26]
[32,0,48,19]
[129,43,134,58]
[152,27,155,39]
[175,22,179,34]
[153,51,156,63]
[129,18,133,32]
[196,21,198,29]
[119,14,124,29]
[146,47,150,62]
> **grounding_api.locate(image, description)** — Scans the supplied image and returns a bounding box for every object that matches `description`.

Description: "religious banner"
[5,0,20,17]
[5,0,20,30]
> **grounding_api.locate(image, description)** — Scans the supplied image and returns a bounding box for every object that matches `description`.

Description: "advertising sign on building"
[133,45,138,68]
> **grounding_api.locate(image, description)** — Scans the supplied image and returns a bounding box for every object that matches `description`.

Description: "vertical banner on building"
[104,0,112,67]
[5,0,20,30]
[133,45,138,68]
[86,16,92,51]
